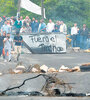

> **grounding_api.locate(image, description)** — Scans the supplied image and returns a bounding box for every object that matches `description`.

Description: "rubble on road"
[80,63,90,72]
[59,65,80,72]
[84,49,90,53]
[40,65,48,73]
[9,62,26,74]
[0,73,2,76]
[72,47,80,52]
[2,62,89,75]
[48,68,58,73]
[31,64,41,73]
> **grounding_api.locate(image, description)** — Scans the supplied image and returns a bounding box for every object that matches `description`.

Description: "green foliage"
[0,0,17,16]
[0,0,90,29]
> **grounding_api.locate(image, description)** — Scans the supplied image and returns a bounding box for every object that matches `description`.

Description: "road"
[0,51,90,100]
[0,52,90,72]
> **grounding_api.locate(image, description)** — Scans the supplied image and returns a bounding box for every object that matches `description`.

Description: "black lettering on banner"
[42,36,46,42]
[29,36,34,43]
[29,35,50,43]
[45,45,51,51]
[57,47,63,51]
[44,36,49,42]
[52,46,56,52]
[52,46,63,53]
[39,44,63,53]
[38,44,51,52]
[24,34,65,53]
[37,37,42,42]
[50,37,55,42]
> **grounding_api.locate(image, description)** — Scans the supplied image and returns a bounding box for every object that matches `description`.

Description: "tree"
[0,0,90,29]
[0,0,17,16]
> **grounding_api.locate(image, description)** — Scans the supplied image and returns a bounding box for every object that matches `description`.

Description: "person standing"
[3,33,13,62]
[31,18,36,33]
[34,19,39,33]
[14,32,23,61]
[23,16,31,27]
[52,25,60,32]
[0,17,4,30]
[80,24,89,49]
[59,21,67,35]
[20,26,27,34]
[14,18,22,33]
[71,23,79,47]
[0,33,4,57]
[46,19,55,32]
[2,31,6,59]
[26,24,32,33]
[1,21,11,35]
[55,21,61,32]
[38,19,46,33]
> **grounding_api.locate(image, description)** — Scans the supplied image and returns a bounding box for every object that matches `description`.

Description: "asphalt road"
[0,52,90,72]
[0,51,90,100]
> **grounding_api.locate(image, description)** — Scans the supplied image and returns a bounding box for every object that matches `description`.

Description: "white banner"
[22,33,66,54]
[21,0,46,18]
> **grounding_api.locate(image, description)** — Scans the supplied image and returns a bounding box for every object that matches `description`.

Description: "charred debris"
[0,73,90,97]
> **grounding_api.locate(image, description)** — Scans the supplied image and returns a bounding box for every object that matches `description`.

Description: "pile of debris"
[0,62,89,75]
[0,73,90,97]
[0,73,72,96]
[84,49,90,53]
[8,62,82,74]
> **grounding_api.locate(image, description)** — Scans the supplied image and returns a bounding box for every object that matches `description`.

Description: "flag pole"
[41,0,44,20]
[17,0,21,19]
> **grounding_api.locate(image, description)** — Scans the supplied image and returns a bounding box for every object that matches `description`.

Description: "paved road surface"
[0,52,90,72]
[0,52,90,100]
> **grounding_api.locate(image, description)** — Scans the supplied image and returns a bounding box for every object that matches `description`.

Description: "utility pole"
[41,0,44,20]
[17,0,21,19]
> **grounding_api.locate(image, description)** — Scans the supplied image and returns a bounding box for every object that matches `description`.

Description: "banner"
[22,33,66,54]
[21,0,46,18]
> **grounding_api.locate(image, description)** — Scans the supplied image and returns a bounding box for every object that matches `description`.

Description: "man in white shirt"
[46,19,54,32]
[71,23,79,47]
[3,33,13,62]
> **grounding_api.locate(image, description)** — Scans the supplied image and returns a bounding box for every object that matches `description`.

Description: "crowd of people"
[0,16,67,34]
[71,23,89,49]
[0,31,23,62]
[0,15,90,62]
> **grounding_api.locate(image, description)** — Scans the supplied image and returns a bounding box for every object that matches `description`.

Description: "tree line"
[0,0,90,30]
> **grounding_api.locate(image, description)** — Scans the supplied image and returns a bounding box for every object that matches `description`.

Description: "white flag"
[20,0,46,18]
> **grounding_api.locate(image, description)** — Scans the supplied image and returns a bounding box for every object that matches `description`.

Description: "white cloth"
[46,22,55,32]
[21,0,46,18]
[71,27,78,35]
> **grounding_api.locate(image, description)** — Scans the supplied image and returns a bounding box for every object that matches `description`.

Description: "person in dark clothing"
[0,33,4,56]
[55,21,60,31]
[34,20,39,33]
[52,25,60,32]
[14,32,23,61]
[0,17,4,30]
[31,18,35,33]
[80,24,89,49]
